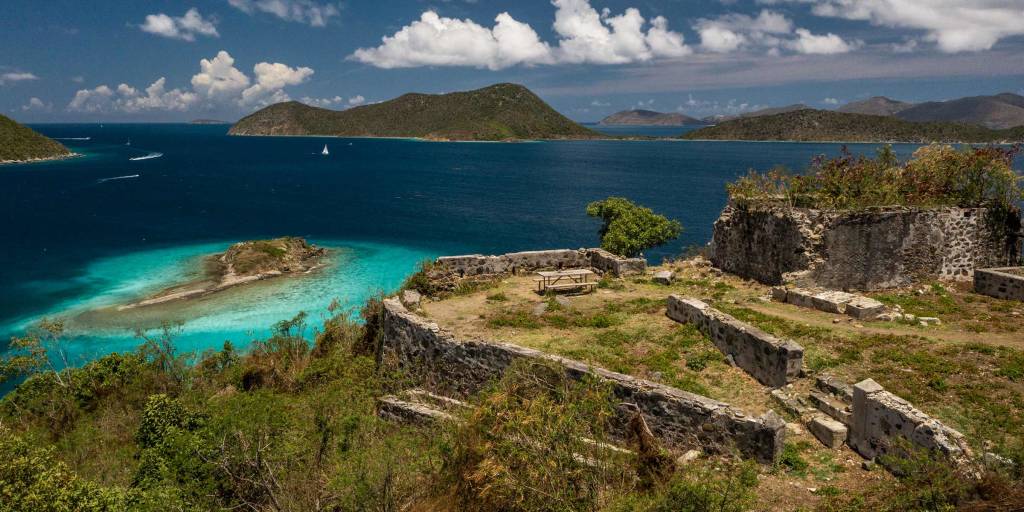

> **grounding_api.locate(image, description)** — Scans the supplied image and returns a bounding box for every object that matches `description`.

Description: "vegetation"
[229,83,600,141]
[0,114,71,163]
[682,109,1024,143]
[726,144,1023,212]
[587,197,682,257]
[598,110,704,126]
[219,237,325,276]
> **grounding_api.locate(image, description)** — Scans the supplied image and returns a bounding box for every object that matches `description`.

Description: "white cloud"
[591,99,611,107]
[240,62,314,106]
[0,72,39,85]
[348,95,365,106]
[228,0,339,27]
[695,10,793,53]
[71,75,84,83]
[300,94,366,109]
[21,97,52,112]
[822,97,840,105]
[191,51,251,100]
[350,11,553,70]
[770,0,1024,53]
[892,38,918,53]
[787,28,860,54]
[350,0,691,69]
[139,8,218,41]
[67,51,312,114]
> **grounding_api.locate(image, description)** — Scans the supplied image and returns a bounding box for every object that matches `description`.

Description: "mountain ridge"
[0,114,73,163]
[229,83,600,141]
[598,109,704,126]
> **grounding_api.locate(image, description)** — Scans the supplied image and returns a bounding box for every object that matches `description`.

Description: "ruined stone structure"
[435,248,646,278]
[974,267,1024,301]
[710,202,1020,290]
[772,287,887,320]
[848,379,973,469]
[665,296,804,388]
[379,298,785,463]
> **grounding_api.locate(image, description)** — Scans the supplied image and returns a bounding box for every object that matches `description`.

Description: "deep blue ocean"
[0,123,976,366]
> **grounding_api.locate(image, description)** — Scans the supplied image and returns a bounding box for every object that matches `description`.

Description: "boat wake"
[55,137,91,141]
[97,174,140,184]
[129,152,163,161]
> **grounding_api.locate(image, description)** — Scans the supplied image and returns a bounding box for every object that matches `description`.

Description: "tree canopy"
[586,197,682,258]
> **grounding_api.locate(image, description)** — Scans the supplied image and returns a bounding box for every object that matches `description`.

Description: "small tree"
[586,197,682,257]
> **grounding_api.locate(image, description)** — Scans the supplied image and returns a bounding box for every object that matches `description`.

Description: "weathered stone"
[974,267,1024,301]
[811,290,857,314]
[809,390,853,425]
[676,449,702,465]
[771,389,813,419]
[667,295,803,388]
[784,288,818,309]
[531,302,548,316]
[848,378,972,469]
[771,287,789,302]
[377,396,455,425]
[653,270,674,285]
[846,297,886,320]
[401,289,422,308]
[815,374,854,402]
[380,298,786,463]
[809,415,848,449]
[709,203,1021,290]
[435,248,646,278]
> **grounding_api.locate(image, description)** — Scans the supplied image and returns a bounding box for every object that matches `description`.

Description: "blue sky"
[2,0,1023,122]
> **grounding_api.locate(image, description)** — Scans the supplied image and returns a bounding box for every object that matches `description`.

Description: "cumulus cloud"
[228,0,339,27]
[787,28,860,54]
[0,71,39,85]
[591,99,611,107]
[240,62,314,106]
[822,97,840,105]
[67,51,312,114]
[766,0,1024,53]
[350,0,691,69]
[348,95,365,106]
[139,8,219,41]
[350,11,552,70]
[21,97,52,112]
[300,94,365,108]
[191,51,251,100]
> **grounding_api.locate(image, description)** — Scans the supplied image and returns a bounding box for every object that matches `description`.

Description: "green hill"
[229,83,600,141]
[683,109,1024,143]
[0,114,71,163]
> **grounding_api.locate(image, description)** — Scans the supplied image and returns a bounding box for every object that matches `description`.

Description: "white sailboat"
[321,144,329,156]
[126,137,131,146]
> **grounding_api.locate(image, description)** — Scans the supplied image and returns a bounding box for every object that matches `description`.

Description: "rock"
[918,316,941,326]
[555,295,572,308]
[653,270,674,285]
[845,297,886,320]
[771,287,789,302]
[809,415,848,449]
[676,449,702,465]
[861,460,875,471]
[982,452,1016,471]
[832,318,842,324]
[532,302,548,316]
[401,289,422,308]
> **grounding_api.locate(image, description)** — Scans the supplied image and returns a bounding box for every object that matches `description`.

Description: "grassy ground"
[418,260,1024,510]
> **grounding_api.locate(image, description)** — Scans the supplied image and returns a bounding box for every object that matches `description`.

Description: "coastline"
[0,152,82,165]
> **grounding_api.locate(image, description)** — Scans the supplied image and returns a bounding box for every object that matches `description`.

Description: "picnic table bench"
[534,269,597,294]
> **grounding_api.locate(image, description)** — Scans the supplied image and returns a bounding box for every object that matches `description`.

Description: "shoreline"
[0,152,83,165]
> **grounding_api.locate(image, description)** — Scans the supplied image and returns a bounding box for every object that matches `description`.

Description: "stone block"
[812,290,857,314]
[846,297,886,320]
[973,268,1024,301]
[809,415,848,449]
[770,287,788,302]
[785,288,818,309]
[809,390,852,425]
[401,289,422,308]
[653,270,674,285]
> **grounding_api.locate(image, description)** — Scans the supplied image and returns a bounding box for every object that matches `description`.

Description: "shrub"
[586,197,683,258]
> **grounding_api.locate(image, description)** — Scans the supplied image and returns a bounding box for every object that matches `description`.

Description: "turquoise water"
[0,124,970,366]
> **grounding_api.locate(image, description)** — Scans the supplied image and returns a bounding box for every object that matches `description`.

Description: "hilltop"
[229,83,600,141]
[0,114,72,163]
[895,93,1024,129]
[598,109,704,126]
[838,96,913,116]
[703,104,808,124]
[682,109,1024,143]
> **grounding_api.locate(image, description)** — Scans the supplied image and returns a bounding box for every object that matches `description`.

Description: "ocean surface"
[0,123,995,367]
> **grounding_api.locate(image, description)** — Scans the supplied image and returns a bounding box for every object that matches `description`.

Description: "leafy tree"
[586,197,683,257]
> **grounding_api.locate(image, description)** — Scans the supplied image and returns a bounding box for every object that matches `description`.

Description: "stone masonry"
[848,379,973,469]
[435,248,646,278]
[665,295,804,388]
[379,298,786,463]
[974,267,1024,301]
[710,202,1021,291]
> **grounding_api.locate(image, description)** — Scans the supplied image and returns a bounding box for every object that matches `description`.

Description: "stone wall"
[380,298,785,463]
[848,379,973,469]
[435,248,646,278]
[709,202,1020,290]
[974,267,1024,301]
[665,296,804,388]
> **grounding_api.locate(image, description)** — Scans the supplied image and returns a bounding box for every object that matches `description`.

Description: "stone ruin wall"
[709,202,1020,291]
[974,267,1024,301]
[665,296,804,388]
[849,379,973,470]
[379,298,785,463]
[435,248,646,278]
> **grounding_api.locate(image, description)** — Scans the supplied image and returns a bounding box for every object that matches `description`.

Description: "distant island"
[119,237,327,310]
[191,119,231,125]
[229,83,600,141]
[0,114,74,164]
[598,109,704,126]
[703,104,809,124]
[838,93,1024,129]
[682,109,1024,143]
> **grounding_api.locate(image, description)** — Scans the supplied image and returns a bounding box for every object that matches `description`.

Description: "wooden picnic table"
[535,269,597,294]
